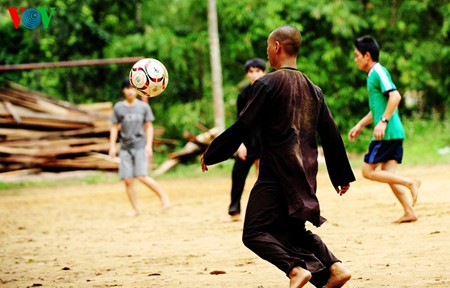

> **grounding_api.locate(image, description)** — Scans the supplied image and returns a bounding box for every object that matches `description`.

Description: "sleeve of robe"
[202,120,248,166]
[203,80,267,166]
[317,99,356,188]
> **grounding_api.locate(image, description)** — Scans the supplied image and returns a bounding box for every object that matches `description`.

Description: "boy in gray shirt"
[109,78,170,216]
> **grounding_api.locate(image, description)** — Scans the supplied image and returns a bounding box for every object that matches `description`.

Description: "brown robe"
[203,67,355,227]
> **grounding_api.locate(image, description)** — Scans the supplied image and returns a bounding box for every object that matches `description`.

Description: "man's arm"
[143,121,154,158]
[109,123,120,158]
[348,111,373,142]
[373,90,401,140]
[317,101,356,191]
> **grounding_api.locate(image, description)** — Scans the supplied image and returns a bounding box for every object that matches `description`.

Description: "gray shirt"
[111,100,155,150]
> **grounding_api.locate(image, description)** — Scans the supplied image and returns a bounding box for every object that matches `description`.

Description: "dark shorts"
[364,139,403,164]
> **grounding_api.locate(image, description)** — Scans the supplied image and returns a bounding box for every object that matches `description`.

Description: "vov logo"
[7,7,56,29]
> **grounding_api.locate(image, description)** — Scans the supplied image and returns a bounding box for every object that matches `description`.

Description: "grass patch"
[1,119,448,190]
[344,117,450,167]
[0,171,119,192]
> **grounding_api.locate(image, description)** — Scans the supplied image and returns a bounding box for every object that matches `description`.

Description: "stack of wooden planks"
[0,80,118,177]
[153,125,220,176]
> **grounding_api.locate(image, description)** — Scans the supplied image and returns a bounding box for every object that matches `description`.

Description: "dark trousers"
[228,155,258,215]
[242,170,339,287]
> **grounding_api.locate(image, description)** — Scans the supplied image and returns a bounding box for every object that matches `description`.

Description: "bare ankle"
[289,266,311,288]
[323,262,351,288]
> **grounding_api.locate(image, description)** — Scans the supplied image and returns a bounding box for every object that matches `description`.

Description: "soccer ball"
[129,58,169,97]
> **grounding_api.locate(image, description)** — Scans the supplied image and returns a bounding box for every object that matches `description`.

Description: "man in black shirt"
[202,25,354,288]
[228,58,265,221]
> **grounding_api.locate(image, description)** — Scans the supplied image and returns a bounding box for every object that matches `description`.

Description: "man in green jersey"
[348,35,421,224]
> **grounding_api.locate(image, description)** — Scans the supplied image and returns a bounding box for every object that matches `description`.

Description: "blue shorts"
[364,139,403,164]
[119,148,148,179]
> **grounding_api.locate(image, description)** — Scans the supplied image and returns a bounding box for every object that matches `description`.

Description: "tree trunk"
[207,0,225,132]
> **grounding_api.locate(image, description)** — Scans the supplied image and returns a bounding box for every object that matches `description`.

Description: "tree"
[207,0,225,131]
[0,0,448,140]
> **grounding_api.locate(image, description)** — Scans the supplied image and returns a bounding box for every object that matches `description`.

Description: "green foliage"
[402,116,450,165]
[344,114,450,166]
[0,0,448,139]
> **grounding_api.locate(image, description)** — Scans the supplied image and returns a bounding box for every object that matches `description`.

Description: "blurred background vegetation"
[1,0,449,156]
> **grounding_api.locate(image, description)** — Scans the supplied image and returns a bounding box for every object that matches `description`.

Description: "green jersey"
[367,63,405,140]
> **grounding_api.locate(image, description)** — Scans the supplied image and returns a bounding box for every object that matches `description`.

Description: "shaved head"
[269,25,301,56]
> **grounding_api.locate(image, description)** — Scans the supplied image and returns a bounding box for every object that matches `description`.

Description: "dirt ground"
[1,164,449,288]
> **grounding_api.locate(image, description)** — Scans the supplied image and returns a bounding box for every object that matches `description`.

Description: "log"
[0,142,111,157]
[0,168,42,178]
[0,57,144,71]
[42,155,118,170]
[155,127,219,175]
[0,137,107,148]
[0,81,177,174]
[152,159,180,176]
[2,101,21,123]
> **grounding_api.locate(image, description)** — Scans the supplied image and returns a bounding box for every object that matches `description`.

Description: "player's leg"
[242,180,309,281]
[229,157,254,220]
[381,160,417,223]
[119,149,139,216]
[288,220,349,287]
[243,180,321,287]
[124,177,139,216]
[362,162,420,205]
[134,148,170,209]
[322,262,352,288]
[362,140,420,205]
[289,266,312,288]
[137,176,170,209]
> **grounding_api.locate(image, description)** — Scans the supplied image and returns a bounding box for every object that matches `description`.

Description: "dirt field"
[1,164,449,288]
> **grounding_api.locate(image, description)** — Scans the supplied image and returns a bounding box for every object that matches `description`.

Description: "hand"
[335,184,350,196]
[237,144,247,160]
[348,125,362,142]
[145,144,153,158]
[373,122,387,140]
[108,146,116,158]
[201,155,208,172]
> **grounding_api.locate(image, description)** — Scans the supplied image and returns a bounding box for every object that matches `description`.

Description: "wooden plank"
[0,116,91,129]
[0,155,48,164]
[0,137,107,148]
[0,126,110,141]
[1,82,104,117]
[0,163,31,173]
[0,142,110,157]
[0,57,144,71]
[2,101,22,123]
[0,90,77,115]
[77,102,113,115]
[50,124,111,138]
[168,142,201,159]
[0,128,50,140]
[153,159,180,176]
[0,95,93,122]
[42,156,118,169]
[88,152,120,163]
[0,168,41,177]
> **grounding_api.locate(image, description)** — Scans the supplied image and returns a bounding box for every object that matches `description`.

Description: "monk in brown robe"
[201,25,355,288]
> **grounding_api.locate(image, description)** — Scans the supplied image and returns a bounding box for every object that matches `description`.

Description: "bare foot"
[127,210,139,217]
[230,213,241,222]
[323,262,351,288]
[410,179,421,206]
[393,213,417,224]
[160,194,171,210]
[289,266,312,288]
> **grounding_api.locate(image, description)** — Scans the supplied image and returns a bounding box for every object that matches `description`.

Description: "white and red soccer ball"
[129,58,169,97]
